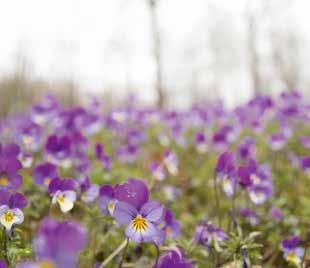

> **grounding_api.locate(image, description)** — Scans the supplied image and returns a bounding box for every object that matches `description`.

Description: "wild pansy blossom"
[269,206,283,221]
[116,143,138,164]
[77,177,99,204]
[0,143,23,189]
[94,143,112,170]
[48,178,77,213]
[195,132,208,154]
[281,236,304,266]
[31,95,59,125]
[33,162,58,188]
[155,247,194,268]
[99,184,117,216]
[237,136,256,160]
[45,134,72,168]
[239,207,260,226]
[0,190,27,232]
[300,136,310,148]
[113,178,165,243]
[162,208,180,239]
[150,161,166,181]
[269,132,287,151]
[238,159,273,204]
[17,217,87,268]
[16,120,43,152]
[215,151,237,197]
[18,152,33,169]
[194,222,228,250]
[163,150,178,176]
[300,155,310,175]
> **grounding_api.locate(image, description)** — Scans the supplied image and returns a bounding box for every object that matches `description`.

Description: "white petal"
[57,191,76,213]
[12,208,24,225]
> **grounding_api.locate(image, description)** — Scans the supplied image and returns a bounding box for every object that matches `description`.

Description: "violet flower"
[155,247,194,268]
[78,177,99,204]
[33,162,58,188]
[163,150,178,176]
[162,208,180,239]
[150,161,166,181]
[0,189,27,232]
[99,184,117,216]
[281,236,304,266]
[215,151,237,197]
[0,143,23,189]
[239,207,260,226]
[195,132,208,154]
[194,222,228,250]
[269,132,287,151]
[17,217,87,268]
[48,178,77,213]
[112,178,165,243]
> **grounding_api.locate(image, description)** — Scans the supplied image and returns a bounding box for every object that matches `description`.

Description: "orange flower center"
[0,176,8,186]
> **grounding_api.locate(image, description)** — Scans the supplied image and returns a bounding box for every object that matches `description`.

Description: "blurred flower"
[99,184,117,216]
[78,177,99,204]
[150,161,166,181]
[269,132,287,151]
[48,178,77,213]
[18,152,33,169]
[194,222,228,250]
[269,206,283,221]
[281,236,304,266]
[17,217,87,268]
[0,260,7,268]
[162,208,180,239]
[163,150,178,176]
[300,155,310,175]
[239,207,259,226]
[300,136,310,149]
[45,134,72,168]
[237,136,256,160]
[215,151,237,197]
[0,190,27,232]
[155,247,194,268]
[195,132,208,154]
[33,162,58,188]
[0,143,23,189]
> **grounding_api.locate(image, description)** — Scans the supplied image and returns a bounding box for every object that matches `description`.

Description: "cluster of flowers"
[0,90,308,267]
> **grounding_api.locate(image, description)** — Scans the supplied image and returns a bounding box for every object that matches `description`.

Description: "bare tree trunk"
[148,0,165,108]
[247,13,261,94]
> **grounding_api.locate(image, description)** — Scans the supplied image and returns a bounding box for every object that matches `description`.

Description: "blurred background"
[0,0,310,116]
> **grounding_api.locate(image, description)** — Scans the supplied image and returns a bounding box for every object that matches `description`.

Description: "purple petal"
[9,192,28,209]
[140,201,164,224]
[0,189,10,205]
[113,201,137,224]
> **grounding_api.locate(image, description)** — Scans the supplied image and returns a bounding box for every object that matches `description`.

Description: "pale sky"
[0,0,309,107]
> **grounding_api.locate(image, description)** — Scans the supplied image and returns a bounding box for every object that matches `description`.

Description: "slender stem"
[153,243,160,267]
[213,172,221,227]
[118,238,129,268]
[302,244,308,267]
[2,228,9,265]
[100,238,129,268]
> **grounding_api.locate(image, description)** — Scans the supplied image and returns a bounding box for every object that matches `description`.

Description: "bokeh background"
[0,0,310,116]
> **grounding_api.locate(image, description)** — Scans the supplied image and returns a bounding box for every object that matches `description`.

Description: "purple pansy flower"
[269,206,283,221]
[239,207,260,226]
[155,247,194,268]
[112,178,165,243]
[150,161,166,181]
[215,152,237,197]
[300,155,310,175]
[237,136,256,160]
[0,189,27,232]
[300,136,310,149]
[18,152,33,169]
[281,236,304,265]
[0,143,23,189]
[78,177,99,204]
[48,178,77,213]
[162,208,180,239]
[33,162,58,188]
[113,200,164,243]
[17,217,87,268]
[99,184,117,215]
[163,150,178,176]
[269,132,287,151]
[0,260,7,268]
[194,222,228,250]
[45,134,72,168]
[94,143,111,170]
[195,132,208,154]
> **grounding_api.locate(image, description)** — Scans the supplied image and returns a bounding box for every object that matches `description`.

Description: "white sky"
[0,0,309,107]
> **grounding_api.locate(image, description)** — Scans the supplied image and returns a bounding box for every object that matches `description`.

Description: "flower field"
[0,91,309,268]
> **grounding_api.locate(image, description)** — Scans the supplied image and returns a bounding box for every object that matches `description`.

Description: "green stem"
[302,245,308,268]
[118,238,129,268]
[99,238,129,268]
[153,243,160,267]
[213,172,221,227]
[2,228,8,265]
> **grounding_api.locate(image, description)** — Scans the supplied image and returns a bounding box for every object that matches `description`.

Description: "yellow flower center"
[44,177,51,186]
[132,215,148,231]
[286,251,299,264]
[38,260,56,268]
[57,195,65,204]
[4,211,14,222]
[0,177,8,186]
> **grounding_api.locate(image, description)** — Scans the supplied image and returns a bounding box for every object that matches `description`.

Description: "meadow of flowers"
[0,91,309,268]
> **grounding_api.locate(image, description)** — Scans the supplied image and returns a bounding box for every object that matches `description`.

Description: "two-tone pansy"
[78,177,99,204]
[0,189,27,232]
[281,236,304,266]
[48,178,77,213]
[33,162,58,188]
